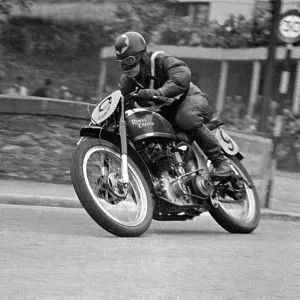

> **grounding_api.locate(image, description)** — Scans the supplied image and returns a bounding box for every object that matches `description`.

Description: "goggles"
[117,55,141,69]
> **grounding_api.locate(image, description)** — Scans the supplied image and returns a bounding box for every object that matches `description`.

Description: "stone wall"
[0,96,95,184]
[0,96,275,206]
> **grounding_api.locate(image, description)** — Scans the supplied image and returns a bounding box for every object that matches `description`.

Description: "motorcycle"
[71,90,260,237]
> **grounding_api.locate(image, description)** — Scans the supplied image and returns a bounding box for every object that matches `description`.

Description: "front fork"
[118,96,129,189]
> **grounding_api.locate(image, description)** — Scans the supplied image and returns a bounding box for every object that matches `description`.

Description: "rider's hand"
[138,89,161,103]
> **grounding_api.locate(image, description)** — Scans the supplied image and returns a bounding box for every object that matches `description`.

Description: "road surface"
[270,170,300,214]
[1,204,300,300]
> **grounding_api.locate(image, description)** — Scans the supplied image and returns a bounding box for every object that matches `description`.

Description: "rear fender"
[80,127,153,187]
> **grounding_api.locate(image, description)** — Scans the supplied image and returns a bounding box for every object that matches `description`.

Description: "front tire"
[209,156,260,233]
[71,138,153,237]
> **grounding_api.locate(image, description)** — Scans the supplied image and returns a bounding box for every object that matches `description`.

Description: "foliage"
[0,13,110,100]
[156,11,272,48]
[3,2,296,58]
[106,3,299,48]
[1,2,298,107]
[0,0,35,18]
[104,0,167,42]
[2,16,110,57]
[33,0,108,3]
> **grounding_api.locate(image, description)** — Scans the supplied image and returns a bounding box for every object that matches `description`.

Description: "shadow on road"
[147,228,227,236]
[1,205,263,238]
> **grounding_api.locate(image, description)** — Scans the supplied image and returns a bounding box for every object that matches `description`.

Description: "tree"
[0,0,35,18]
[110,0,167,41]
[0,0,35,64]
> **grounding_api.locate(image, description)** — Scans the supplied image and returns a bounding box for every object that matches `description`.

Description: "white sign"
[279,15,300,39]
[276,10,300,43]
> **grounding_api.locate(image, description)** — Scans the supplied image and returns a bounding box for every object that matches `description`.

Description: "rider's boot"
[190,125,232,178]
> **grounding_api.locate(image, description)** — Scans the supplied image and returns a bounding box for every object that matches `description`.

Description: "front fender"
[80,127,153,188]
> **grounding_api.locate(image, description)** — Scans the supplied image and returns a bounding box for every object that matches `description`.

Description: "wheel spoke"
[82,146,148,226]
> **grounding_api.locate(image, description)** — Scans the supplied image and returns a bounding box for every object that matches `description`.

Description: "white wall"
[208,0,300,23]
[209,0,255,23]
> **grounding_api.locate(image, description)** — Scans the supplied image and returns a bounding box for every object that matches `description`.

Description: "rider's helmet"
[115,32,147,68]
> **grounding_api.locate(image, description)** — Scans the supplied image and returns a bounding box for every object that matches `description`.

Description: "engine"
[137,140,211,205]
[138,140,182,177]
[126,107,211,205]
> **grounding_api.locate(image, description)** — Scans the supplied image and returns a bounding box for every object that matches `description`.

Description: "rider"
[115,31,231,178]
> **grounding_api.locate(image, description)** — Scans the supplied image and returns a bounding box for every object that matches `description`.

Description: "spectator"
[75,96,83,102]
[58,86,73,100]
[15,75,28,96]
[222,96,235,126]
[188,32,202,46]
[32,78,53,98]
[270,100,279,117]
[232,95,246,119]
[4,84,19,96]
[0,70,6,94]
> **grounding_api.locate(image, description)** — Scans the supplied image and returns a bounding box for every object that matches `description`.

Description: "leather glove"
[137,89,161,103]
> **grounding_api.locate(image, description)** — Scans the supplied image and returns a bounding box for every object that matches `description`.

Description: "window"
[172,1,210,22]
[195,3,210,23]
[176,3,189,17]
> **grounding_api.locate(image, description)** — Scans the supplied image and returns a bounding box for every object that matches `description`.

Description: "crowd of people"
[0,75,83,101]
[221,94,300,135]
[1,74,299,138]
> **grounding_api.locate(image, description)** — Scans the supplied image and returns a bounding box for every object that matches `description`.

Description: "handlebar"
[152,95,170,104]
[128,93,175,106]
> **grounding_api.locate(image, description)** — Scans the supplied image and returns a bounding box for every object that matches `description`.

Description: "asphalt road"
[1,204,300,300]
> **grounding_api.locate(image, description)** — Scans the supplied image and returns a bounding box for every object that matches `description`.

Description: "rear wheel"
[71,138,153,237]
[209,156,260,233]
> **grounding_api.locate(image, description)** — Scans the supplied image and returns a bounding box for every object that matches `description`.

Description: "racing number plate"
[215,128,239,156]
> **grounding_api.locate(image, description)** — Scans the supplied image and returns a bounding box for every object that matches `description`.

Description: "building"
[16,1,300,25]
[169,0,300,24]
[99,45,300,116]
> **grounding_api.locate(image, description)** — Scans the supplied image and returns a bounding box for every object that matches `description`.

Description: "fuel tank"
[125,108,177,142]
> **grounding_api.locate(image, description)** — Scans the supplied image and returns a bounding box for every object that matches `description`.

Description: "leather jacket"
[118,51,202,100]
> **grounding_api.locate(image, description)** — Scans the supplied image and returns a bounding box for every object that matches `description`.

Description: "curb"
[260,208,300,223]
[1,194,300,223]
[0,193,81,209]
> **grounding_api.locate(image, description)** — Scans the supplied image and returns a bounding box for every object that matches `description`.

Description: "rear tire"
[71,138,153,237]
[209,156,260,234]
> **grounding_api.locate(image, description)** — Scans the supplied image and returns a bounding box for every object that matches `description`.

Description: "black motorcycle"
[71,90,260,237]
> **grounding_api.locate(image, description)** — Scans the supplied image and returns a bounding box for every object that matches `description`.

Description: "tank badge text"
[131,118,154,128]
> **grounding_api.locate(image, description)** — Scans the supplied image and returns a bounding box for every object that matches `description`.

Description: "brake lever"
[124,92,140,108]
[126,93,175,110]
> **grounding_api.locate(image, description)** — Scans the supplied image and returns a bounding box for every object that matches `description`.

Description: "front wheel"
[71,138,153,237]
[209,156,260,233]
